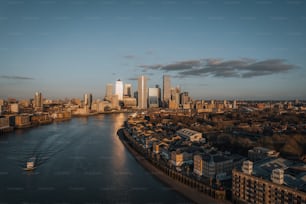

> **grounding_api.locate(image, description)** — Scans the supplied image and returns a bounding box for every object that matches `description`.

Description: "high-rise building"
[138,75,148,109]
[233,100,237,109]
[115,79,123,100]
[124,83,132,97]
[84,93,92,110]
[34,92,42,108]
[105,83,113,101]
[148,88,160,108]
[111,94,119,110]
[180,92,190,105]
[171,86,180,104]
[163,75,171,106]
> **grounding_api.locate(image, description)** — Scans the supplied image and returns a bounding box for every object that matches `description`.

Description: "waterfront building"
[15,114,31,128]
[105,83,113,101]
[232,159,306,204]
[124,83,132,97]
[193,154,233,179]
[123,97,137,108]
[176,128,202,142]
[163,75,171,107]
[0,117,9,128]
[148,87,160,108]
[111,94,119,110]
[137,75,148,109]
[115,79,123,100]
[170,150,193,167]
[10,103,19,113]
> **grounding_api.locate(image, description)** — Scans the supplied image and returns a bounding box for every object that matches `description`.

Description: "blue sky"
[0,0,305,100]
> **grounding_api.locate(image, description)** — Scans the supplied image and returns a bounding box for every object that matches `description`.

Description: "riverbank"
[117,128,230,204]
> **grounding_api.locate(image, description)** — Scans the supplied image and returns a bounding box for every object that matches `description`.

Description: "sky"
[0,0,306,100]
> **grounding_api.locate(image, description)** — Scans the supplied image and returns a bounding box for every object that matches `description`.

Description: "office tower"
[134,91,138,105]
[34,92,42,108]
[180,92,190,105]
[84,93,92,110]
[111,94,119,110]
[115,79,123,101]
[138,75,148,109]
[171,86,180,104]
[156,85,162,106]
[105,83,113,101]
[148,88,160,108]
[124,83,132,97]
[233,100,237,109]
[163,75,171,105]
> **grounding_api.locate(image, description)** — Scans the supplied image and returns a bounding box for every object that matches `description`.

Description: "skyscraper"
[124,83,132,97]
[163,75,171,106]
[105,83,113,101]
[34,92,42,108]
[138,75,148,109]
[148,87,160,108]
[84,93,92,110]
[115,79,123,100]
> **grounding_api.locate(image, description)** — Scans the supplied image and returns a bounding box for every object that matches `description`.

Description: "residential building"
[176,128,202,142]
[248,147,279,161]
[10,103,19,113]
[232,159,306,204]
[15,114,31,128]
[193,154,233,179]
[170,150,193,167]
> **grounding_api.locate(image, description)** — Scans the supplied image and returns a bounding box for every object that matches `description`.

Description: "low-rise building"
[248,146,279,161]
[170,150,193,167]
[176,128,202,142]
[15,114,31,128]
[232,159,306,204]
[193,153,233,179]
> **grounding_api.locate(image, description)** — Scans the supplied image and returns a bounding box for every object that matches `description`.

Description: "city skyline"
[1,0,306,100]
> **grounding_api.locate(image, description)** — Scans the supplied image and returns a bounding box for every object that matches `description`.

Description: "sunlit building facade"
[163,75,171,106]
[34,92,42,108]
[124,83,132,97]
[148,87,160,108]
[105,83,113,101]
[138,75,148,109]
[115,79,123,101]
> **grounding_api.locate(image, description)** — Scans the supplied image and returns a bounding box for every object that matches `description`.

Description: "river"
[0,113,192,204]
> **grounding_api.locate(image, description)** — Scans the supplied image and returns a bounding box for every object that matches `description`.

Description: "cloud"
[139,58,296,78]
[127,77,138,81]
[123,55,136,59]
[0,75,34,80]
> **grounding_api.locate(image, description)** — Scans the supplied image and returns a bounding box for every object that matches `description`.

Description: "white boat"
[24,157,36,171]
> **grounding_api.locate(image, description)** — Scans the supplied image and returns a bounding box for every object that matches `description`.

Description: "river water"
[0,113,192,204]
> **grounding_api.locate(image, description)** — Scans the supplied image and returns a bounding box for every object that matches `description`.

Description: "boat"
[24,157,36,171]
